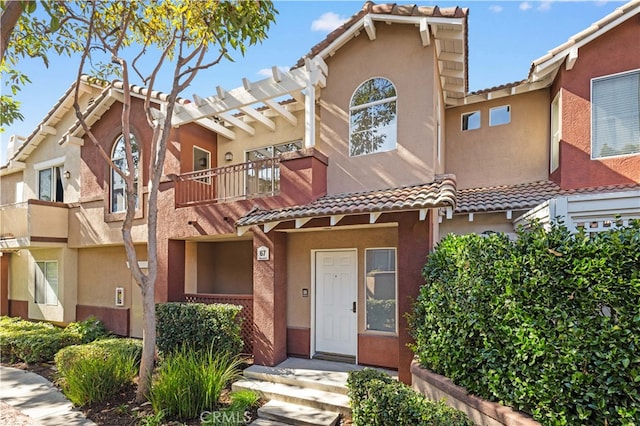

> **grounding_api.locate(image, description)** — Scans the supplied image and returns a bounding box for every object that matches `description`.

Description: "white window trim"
[364,247,398,335]
[349,77,398,157]
[34,260,58,306]
[110,135,140,214]
[489,105,511,127]
[461,110,481,131]
[33,156,65,171]
[590,68,640,160]
[193,145,211,170]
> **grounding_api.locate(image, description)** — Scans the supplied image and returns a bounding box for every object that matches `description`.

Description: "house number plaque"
[257,246,269,261]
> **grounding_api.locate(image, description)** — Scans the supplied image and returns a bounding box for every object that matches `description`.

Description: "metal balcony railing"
[175,158,281,207]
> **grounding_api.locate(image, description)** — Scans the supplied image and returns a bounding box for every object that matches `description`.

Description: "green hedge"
[409,220,640,425]
[0,316,108,363]
[346,369,474,426]
[156,302,243,356]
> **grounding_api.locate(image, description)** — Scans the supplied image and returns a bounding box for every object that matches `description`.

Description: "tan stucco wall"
[67,198,149,247]
[217,110,305,165]
[196,240,252,294]
[318,24,439,194]
[445,90,550,190]
[27,247,78,324]
[286,226,397,331]
[14,88,99,204]
[77,245,146,308]
[8,249,29,301]
[30,203,68,239]
[0,172,23,204]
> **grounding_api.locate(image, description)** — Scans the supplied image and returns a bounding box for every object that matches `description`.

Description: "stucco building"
[1,1,639,383]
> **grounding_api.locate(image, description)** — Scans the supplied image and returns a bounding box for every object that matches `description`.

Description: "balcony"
[175,158,281,207]
[0,200,68,249]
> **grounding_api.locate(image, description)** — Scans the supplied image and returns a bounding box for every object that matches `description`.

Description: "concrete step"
[243,363,350,395]
[232,378,351,417]
[258,400,340,426]
[248,418,292,426]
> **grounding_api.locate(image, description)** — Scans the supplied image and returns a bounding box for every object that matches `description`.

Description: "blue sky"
[0,0,628,163]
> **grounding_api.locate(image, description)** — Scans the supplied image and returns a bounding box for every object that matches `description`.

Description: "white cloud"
[311,12,348,33]
[257,66,290,79]
[489,5,503,13]
[519,2,532,11]
[537,1,552,11]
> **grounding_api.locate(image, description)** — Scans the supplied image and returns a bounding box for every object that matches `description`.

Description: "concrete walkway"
[0,366,97,426]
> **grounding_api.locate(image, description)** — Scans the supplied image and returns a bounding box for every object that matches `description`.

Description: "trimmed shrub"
[409,220,640,425]
[346,368,474,426]
[64,316,109,343]
[156,302,243,356]
[1,317,72,363]
[54,338,142,406]
[149,345,244,420]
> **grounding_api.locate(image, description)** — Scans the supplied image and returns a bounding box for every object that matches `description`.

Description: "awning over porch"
[235,174,457,235]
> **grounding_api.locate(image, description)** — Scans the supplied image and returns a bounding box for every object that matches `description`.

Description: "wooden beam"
[197,118,236,140]
[218,112,255,135]
[263,221,281,233]
[364,15,376,40]
[272,66,282,83]
[295,218,311,228]
[370,212,382,224]
[264,99,297,126]
[239,106,276,131]
[419,18,430,46]
[565,47,578,71]
[419,209,428,221]
[330,215,345,226]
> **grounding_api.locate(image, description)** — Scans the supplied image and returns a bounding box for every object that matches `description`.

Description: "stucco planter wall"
[411,359,541,426]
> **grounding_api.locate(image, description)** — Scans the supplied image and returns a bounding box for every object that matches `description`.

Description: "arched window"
[349,77,397,156]
[110,134,140,213]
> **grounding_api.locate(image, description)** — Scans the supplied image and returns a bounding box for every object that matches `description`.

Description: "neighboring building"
[1,1,638,383]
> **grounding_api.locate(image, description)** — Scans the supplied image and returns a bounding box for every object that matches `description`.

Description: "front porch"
[234,357,398,425]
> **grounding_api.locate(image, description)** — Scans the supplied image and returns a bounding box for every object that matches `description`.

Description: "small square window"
[490,105,511,126]
[461,111,481,131]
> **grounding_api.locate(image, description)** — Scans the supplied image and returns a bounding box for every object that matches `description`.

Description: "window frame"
[364,247,398,335]
[489,105,511,127]
[34,260,58,306]
[110,134,140,214]
[349,77,398,157]
[461,111,481,131]
[34,157,65,203]
[244,140,302,196]
[591,69,640,160]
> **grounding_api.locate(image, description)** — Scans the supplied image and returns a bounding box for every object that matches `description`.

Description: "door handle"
[352,301,356,313]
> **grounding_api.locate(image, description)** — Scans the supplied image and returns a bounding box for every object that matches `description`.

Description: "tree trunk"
[0,0,23,62]
[136,278,157,402]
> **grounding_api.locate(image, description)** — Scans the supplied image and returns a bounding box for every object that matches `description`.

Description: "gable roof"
[529,0,640,83]
[235,174,457,233]
[1,76,183,175]
[293,1,469,106]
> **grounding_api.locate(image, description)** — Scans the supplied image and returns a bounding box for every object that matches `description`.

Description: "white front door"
[315,250,357,356]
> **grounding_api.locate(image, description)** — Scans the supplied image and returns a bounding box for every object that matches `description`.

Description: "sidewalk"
[0,366,97,426]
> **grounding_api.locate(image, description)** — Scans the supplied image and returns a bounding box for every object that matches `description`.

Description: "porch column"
[252,227,287,366]
[397,211,433,384]
[0,253,8,316]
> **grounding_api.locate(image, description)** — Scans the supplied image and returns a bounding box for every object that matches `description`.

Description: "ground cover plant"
[148,344,245,421]
[409,220,640,425]
[347,368,474,425]
[0,316,108,363]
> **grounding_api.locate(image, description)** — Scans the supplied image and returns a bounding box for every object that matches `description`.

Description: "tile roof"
[456,180,640,214]
[236,174,457,227]
[292,2,468,78]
